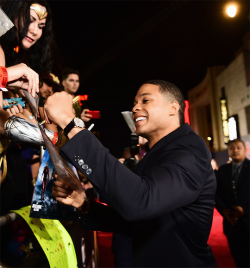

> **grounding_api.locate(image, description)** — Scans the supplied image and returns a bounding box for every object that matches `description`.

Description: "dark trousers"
[224,220,249,268]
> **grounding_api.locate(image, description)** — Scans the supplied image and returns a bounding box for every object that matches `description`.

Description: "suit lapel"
[236,159,250,189]
[135,123,192,176]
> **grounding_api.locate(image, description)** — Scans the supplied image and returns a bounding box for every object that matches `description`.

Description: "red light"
[14,46,19,53]
[184,100,190,125]
[77,95,88,106]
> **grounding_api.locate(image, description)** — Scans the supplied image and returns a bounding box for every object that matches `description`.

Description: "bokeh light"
[227,5,237,17]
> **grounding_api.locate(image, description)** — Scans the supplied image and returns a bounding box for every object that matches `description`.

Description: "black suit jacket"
[215,158,250,235]
[60,123,217,267]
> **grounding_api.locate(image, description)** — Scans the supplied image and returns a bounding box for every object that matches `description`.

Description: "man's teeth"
[136,117,146,122]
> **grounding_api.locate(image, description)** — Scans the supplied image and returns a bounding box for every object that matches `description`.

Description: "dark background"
[49,0,249,157]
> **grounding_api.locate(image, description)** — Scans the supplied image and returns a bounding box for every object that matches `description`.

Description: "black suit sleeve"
[60,129,211,222]
[80,201,132,236]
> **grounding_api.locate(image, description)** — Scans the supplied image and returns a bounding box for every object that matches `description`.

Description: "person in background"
[61,68,92,123]
[211,158,219,180]
[215,139,249,268]
[211,158,219,171]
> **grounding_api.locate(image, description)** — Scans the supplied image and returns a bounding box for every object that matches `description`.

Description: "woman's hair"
[0,0,54,72]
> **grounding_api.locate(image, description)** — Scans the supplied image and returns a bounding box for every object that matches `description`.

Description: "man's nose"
[132,104,141,113]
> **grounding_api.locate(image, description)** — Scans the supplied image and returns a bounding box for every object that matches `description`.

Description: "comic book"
[30,149,81,221]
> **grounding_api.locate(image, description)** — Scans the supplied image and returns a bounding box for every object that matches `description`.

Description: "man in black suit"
[45,80,217,267]
[215,139,249,268]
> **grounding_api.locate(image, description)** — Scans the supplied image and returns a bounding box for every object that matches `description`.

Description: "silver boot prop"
[4,116,57,146]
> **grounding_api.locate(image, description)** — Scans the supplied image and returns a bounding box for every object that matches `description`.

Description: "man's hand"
[52,178,86,210]
[44,91,75,128]
[230,206,245,223]
[80,109,92,122]
[222,208,237,225]
[6,64,39,97]
[223,206,245,226]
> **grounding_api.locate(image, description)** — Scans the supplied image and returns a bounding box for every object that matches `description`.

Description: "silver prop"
[0,8,14,37]
[121,111,135,133]
[4,116,56,146]
[22,91,85,194]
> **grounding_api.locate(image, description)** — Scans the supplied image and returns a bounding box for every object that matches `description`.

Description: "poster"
[30,150,80,221]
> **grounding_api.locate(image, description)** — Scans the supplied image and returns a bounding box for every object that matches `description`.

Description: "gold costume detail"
[30,4,48,20]
[0,137,10,184]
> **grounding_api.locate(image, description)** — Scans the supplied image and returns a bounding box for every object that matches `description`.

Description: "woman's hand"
[6,63,39,97]
[52,177,86,210]
[6,103,24,116]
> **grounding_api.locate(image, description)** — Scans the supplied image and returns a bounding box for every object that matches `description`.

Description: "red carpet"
[208,208,235,268]
[97,208,235,268]
[97,231,115,268]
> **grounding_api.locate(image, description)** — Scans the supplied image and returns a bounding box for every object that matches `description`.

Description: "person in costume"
[0,0,55,184]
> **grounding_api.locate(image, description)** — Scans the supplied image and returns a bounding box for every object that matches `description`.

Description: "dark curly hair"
[0,0,54,73]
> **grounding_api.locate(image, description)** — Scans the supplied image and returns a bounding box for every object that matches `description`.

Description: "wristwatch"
[64,117,85,138]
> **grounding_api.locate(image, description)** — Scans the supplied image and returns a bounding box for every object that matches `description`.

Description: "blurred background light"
[227,5,237,17]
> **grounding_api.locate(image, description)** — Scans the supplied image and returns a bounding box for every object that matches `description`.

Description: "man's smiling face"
[132,84,177,146]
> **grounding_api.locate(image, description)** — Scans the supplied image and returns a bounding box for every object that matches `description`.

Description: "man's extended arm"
[60,129,208,222]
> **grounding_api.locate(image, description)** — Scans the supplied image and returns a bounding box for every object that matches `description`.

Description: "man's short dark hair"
[228,139,246,148]
[62,68,80,81]
[143,80,185,125]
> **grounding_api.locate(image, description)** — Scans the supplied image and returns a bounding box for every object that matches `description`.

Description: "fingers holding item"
[2,99,9,108]
[80,109,92,122]
[44,108,52,124]
[30,68,39,94]
[7,104,22,116]
[6,108,12,116]
[52,185,71,198]
[29,67,39,97]
[16,103,23,114]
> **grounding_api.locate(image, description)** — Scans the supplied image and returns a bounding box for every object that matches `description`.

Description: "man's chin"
[135,128,147,139]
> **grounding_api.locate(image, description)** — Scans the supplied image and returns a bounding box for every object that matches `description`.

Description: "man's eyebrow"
[133,93,152,104]
[139,93,153,97]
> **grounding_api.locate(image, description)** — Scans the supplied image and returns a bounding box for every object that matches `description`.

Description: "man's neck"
[147,123,180,149]
[232,159,245,165]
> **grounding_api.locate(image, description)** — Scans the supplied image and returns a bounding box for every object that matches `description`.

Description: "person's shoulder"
[244,158,250,164]
[174,124,209,152]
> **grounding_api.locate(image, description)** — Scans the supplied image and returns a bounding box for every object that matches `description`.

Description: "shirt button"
[86,168,92,175]
[82,164,88,170]
[78,159,84,166]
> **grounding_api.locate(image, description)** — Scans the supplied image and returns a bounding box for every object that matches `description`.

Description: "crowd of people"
[0,1,249,268]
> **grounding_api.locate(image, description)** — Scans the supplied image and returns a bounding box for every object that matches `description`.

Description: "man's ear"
[170,101,179,116]
[62,80,65,87]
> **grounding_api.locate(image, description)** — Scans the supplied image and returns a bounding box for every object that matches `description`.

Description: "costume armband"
[4,116,57,146]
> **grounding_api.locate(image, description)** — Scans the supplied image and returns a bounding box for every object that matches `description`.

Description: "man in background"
[62,68,91,122]
[215,139,249,267]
